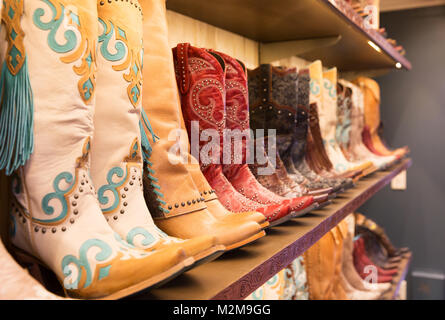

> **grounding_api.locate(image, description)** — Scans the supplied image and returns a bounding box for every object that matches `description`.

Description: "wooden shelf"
[131,158,412,300]
[381,252,412,300]
[166,0,411,71]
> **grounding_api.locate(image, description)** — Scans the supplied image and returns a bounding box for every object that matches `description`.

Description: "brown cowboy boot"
[353,77,409,158]
[140,0,264,251]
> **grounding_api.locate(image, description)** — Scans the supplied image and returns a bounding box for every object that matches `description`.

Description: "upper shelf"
[166,0,412,71]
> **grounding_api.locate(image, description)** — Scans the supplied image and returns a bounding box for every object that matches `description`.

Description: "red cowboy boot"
[172,43,292,226]
[210,50,316,216]
[354,238,398,278]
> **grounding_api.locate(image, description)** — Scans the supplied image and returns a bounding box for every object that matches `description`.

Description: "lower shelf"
[133,158,412,300]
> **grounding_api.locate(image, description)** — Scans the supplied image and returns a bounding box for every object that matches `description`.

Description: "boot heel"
[11,246,66,297]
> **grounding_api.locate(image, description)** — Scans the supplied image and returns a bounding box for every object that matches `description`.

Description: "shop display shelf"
[380,252,412,300]
[131,158,412,300]
[166,0,411,71]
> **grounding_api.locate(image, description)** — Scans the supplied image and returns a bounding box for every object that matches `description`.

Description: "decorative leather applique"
[37,137,91,225]
[33,0,97,104]
[98,12,143,107]
[61,238,114,290]
[2,0,26,75]
[98,138,142,215]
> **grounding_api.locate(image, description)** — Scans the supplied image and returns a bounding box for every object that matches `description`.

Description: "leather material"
[224,164,313,213]
[293,69,346,190]
[308,61,374,175]
[355,213,410,258]
[353,77,408,158]
[7,0,190,299]
[353,238,397,283]
[248,65,333,193]
[186,158,267,226]
[140,1,263,248]
[92,0,221,262]
[304,226,347,300]
[211,52,313,215]
[359,230,400,270]
[342,215,391,294]
[203,164,289,222]
[173,44,293,224]
[344,80,398,169]
[306,102,356,186]
[0,239,63,299]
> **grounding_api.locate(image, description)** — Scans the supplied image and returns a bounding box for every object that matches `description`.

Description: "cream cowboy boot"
[139,0,265,250]
[3,0,191,299]
[91,0,224,267]
[340,79,396,170]
[309,61,372,175]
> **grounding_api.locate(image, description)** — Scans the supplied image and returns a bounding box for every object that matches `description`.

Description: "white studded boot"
[3,0,191,299]
[91,0,224,266]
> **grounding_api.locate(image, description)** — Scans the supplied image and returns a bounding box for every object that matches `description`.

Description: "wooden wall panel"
[166,10,259,69]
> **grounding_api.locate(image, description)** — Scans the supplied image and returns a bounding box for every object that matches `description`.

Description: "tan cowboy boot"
[339,214,384,299]
[2,0,192,299]
[139,0,265,250]
[91,0,224,266]
[353,77,408,158]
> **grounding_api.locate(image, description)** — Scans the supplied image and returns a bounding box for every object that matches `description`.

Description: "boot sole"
[11,244,194,300]
[314,200,332,210]
[225,230,266,251]
[267,203,318,228]
[259,221,270,229]
[188,245,226,270]
[290,202,319,218]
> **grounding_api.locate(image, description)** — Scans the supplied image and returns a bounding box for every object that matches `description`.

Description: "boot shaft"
[172,43,226,167]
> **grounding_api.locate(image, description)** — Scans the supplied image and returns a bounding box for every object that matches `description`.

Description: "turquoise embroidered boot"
[3,0,192,299]
[91,0,224,267]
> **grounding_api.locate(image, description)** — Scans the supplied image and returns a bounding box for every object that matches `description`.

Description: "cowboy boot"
[3,0,193,299]
[340,80,397,170]
[304,229,339,300]
[335,218,382,300]
[287,256,310,300]
[134,1,265,230]
[342,214,391,294]
[355,213,410,258]
[91,0,224,266]
[293,69,346,191]
[308,61,372,178]
[306,102,357,187]
[0,239,64,299]
[326,224,348,300]
[322,67,375,177]
[353,77,409,158]
[249,150,298,198]
[339,233,383,299]
[248,64,331,193]
[172,43,292,226]
[358,230,401,270]
[209,50,316,216]
[353,238,398,281]
[336,81,379,177]
[140,1,264,249]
